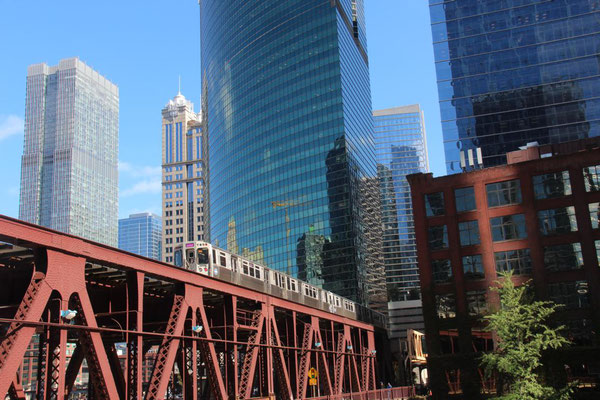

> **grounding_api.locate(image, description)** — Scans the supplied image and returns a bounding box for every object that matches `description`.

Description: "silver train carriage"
[173,241,386,328]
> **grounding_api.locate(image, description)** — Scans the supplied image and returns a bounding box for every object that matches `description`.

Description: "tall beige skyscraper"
[161,92,204,263]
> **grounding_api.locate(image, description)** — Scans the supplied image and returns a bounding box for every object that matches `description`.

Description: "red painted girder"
[64,343,84,396]
[8,373,25,400]
[333,331,346,394]
[193,285,227,400]
[46,250,119,399]
[0,216,374,331]
[126,271,144,400]
[0,272,52,397]
[238,306,266,399]
[267,307,293,400]
[297,319,315,400]
[314,328,333,395]
[144,295,186,400]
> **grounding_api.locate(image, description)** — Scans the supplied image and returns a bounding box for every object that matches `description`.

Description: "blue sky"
[0,0,443,220]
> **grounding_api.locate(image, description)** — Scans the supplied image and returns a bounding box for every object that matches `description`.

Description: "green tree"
[481,272,574,400]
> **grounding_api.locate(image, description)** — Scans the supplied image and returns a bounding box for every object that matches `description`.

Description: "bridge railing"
[309,386,416,400]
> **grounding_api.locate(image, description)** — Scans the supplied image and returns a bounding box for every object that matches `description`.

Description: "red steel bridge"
[0,215,404,400]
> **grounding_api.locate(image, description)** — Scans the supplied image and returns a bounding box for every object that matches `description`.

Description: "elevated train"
[174,241,386,328]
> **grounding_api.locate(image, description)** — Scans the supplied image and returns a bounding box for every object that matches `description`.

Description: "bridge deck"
[0,215,401,399]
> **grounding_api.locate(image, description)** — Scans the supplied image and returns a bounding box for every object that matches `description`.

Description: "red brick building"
[407,139,600,398]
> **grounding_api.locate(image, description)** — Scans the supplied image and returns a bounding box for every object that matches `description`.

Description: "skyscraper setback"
[161,92,204,264]
[201,0,376,303]
[19,58,118,246]
[430,0,600,173]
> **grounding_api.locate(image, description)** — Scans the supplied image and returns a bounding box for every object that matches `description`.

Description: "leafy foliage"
[481,272,573,400]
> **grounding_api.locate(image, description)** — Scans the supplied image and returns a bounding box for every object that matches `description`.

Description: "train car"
[174,241,386,328]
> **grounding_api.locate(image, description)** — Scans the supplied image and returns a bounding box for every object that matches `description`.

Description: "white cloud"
[7,186,19,196]
[0,115,24,141]
[121,179,161,197]
[119,160,162,197]
[119,160,161,178]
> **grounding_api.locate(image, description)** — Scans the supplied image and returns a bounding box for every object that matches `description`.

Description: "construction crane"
[271,200,296,275]
[271,199,314,275]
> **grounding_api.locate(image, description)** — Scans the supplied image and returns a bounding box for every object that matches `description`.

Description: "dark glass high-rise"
[200,0,376,304]
[430,0,600,173]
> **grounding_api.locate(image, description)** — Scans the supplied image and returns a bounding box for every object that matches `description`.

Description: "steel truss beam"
[0,216,384,400]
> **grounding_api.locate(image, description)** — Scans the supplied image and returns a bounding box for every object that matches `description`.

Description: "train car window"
[242,261,249,275]
[186,249,195,267]
[212,250,217,264]
[343,300,355,312]
[335,297,341,307]
[220,253,226,267]
[250,264,261,280]
[197,248,209,264]
[274,272,285,288]
[232,257,238,272]
[327,292,334,304]
[303,284,318,299]
[287,277,297,292]
[174,249,183,267]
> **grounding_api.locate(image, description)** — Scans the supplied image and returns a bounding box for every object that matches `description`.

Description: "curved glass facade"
[430,0,600,173]
[201,0,375,303]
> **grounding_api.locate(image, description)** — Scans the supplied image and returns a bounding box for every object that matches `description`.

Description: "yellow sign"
[308,367,318,379]
[309,378,317,386]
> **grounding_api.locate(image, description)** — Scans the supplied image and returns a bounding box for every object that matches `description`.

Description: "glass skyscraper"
[430,0,600,173]
[201,0,375,303]
[19,58,119,246]
[373,105,429,301]
[118,213,162,260]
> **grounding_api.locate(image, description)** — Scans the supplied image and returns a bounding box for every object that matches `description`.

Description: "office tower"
[408,138,600,396]
[161,92,204,263]
[118,212,162,260]
[430,1,600,173]
[373,106,429,369]
[19,58,118,246]
[201,0,376,303]
[359,175,388,313]
[373,105,429,301]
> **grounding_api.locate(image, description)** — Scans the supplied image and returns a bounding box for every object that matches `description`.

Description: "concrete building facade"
[161,92,204,263]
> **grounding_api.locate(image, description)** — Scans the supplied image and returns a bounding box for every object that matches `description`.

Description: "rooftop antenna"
[178,75,181,95]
